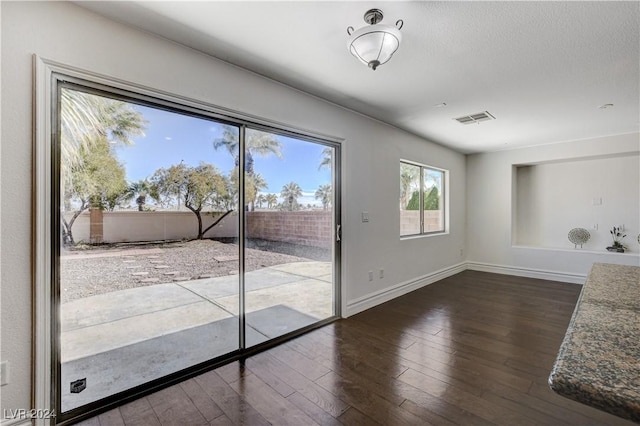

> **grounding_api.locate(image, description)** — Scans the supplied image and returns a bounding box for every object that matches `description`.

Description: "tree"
[424,186,439,210]
[314,184,332,210]
[60,89,147,244]
[148,163,185,209]
[255,194,266,209]
[246,173,268,211]
[265,193,278,209]
[61,89,146,183]
[405,187,439,211]
[129,179,151,211]
[215,175,238,211]
[280,182,303,211]
[318,147,333,171]
[213,126,282,175]
[62,138,129,244]
[406,190,420,210]
[400,164,419,210]
[149,162,234,239]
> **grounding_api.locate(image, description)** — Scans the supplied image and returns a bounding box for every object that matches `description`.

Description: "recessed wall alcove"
[513,153,640,253]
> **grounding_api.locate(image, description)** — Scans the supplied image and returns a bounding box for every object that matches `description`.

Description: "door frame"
[33,56,343,425]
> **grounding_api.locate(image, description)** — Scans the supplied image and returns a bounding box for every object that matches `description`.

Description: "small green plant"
[609,226,627,249]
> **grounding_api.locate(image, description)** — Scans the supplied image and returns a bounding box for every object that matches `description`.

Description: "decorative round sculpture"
[568,228,590,248]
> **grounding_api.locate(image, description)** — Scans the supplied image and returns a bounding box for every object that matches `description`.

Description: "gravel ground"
[60,239,330,303]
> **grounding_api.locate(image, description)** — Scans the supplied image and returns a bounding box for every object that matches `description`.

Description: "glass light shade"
[348,24,402,70]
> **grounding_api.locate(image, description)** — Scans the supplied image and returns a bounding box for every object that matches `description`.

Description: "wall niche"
[513,153,639,252]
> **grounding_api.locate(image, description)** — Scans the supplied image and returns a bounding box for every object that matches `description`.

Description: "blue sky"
[114,104,332,205]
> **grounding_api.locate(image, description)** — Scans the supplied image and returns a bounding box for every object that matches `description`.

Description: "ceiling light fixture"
[347,9,403,71]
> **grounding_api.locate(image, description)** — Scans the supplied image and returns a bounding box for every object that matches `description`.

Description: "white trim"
[1,418,34,426]
[345,261,588,318]
[511,244,640,257]
[465,261,586,284]
[344,262,467,317]
[33,55,54,426]
[33,58,343,145]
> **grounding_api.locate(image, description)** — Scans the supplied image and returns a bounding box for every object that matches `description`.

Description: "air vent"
[454,111,495,125]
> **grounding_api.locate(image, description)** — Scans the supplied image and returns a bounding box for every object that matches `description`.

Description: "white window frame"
[400,159,448,238]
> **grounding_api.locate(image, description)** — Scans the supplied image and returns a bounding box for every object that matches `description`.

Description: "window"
[400,161,446,236]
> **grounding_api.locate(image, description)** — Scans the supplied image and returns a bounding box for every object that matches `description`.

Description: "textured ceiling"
[76,1,640,154]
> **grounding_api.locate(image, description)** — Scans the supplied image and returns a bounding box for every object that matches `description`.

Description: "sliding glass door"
[54,80,340,421]
[241,129,337,347]
[57,87,242,412]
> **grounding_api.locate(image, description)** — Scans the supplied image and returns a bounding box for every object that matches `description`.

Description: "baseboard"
[465,261,587,284]
[345,262,466,317]
[344,261,586,317]
[1,417,34,426]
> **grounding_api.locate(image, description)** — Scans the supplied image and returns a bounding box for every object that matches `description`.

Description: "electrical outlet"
[379,269,384,279]
[593,224,598,230]
[368,271,373,281]
[460,248,464,257]
[1,361,9,386]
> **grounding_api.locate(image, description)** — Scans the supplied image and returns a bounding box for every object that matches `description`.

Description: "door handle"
[336,224,341,242]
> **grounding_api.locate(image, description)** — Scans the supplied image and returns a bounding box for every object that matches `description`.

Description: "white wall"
[0,1,466,413]
[515,155,639,250]
[467,133,640,282]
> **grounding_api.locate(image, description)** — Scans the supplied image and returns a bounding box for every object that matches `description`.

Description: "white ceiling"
[76,1,639,154]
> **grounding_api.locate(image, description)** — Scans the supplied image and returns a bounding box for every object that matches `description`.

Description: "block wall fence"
[400,210,444,235]
[65,210,333,249]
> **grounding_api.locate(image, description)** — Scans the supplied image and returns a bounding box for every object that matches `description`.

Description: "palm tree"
[265,193,278,209]
[60,89,146,244]
[255,194,266,209]
[318,147,333,171]
[314,184,332,210]
[245,173,268,211]
[61,89,146,176]
[129,179,151,211]
[213,126,282,175]
[281,182,302,211]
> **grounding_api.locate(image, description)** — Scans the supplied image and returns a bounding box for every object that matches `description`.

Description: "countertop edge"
[548,263,640,424]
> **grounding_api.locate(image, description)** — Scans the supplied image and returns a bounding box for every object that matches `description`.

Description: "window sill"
[512,245,640,257]
[401,231,448,241]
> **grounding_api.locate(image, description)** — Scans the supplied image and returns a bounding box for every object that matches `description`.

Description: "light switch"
[361,212,369,223]
[592,197,602,206]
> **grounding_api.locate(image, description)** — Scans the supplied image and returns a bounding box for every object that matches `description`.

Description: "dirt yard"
[59,239,324,303]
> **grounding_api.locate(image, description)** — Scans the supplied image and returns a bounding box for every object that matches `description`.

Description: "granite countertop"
[549,263,640,423]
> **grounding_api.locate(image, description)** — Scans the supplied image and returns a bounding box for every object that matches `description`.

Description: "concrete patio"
[60,261,333,412]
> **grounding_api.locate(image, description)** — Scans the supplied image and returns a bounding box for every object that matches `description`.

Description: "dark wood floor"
[76,271,635,425]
